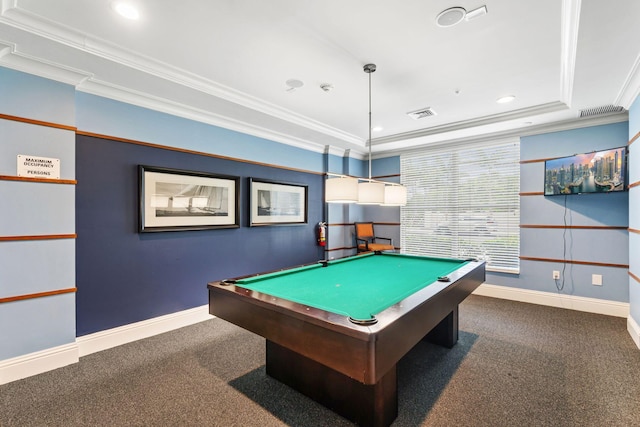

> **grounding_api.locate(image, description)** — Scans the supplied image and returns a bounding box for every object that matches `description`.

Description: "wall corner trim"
[472,283,630,318]
[628,315,640,350]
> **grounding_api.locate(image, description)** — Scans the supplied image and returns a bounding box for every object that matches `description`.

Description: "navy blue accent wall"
[76,135,324,336]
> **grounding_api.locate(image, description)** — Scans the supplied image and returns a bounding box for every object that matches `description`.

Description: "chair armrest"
[373,236,393,245]
[356,237,371,251]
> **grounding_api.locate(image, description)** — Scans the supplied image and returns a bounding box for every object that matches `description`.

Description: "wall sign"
[17,155,60,179]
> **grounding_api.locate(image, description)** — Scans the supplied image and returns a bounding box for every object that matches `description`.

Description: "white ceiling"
[1,0,639,157]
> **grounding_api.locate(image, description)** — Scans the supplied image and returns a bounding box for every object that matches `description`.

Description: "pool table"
[208,252,485,427]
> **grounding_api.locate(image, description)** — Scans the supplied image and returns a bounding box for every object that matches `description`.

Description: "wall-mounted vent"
[578,105,624,118]
[407,107,437,120]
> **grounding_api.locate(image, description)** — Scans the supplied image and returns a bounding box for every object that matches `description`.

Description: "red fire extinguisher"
[317,222,327,246]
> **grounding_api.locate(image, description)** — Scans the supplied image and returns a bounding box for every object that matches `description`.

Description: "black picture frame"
[139,165,240,232]
[249,177,308,226]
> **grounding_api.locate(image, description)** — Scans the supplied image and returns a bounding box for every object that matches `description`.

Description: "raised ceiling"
[1,0,639,157]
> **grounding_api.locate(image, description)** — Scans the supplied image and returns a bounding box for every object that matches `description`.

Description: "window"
[400,138,520,273]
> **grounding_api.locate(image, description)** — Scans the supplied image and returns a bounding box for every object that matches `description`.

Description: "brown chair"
[355,222,395,253]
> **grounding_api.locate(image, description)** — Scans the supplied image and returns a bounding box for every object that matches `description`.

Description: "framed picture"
[139,165,240,232]
[249,178,308,226]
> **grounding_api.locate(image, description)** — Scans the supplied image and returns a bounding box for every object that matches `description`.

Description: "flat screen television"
[544,147,627,196]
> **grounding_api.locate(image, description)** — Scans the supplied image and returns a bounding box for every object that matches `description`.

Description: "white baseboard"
[76,305,213,357]
[0,343,78,385]
[473,283,630,318]
[0,305,213,385]
[628,315,640,350]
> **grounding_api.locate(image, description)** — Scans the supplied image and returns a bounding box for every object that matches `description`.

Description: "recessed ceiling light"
[496,95,516,104]
[372,126,383,132]
[111,2,140,20]
[436,7,466,27]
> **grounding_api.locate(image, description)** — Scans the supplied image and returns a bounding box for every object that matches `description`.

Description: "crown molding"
[0,42,92,85]
[1,0,17,15]
[560,0,581,106]
[0,40,9,57]
[375,112,628,157]
[519,111,629,137]
[0,4,362,148]
[371,101,569,147]
[78,78,330,155]
[0,41,358,154]
[615,53,640,109]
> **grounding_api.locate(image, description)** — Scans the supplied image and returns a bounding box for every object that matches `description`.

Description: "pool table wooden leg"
[424,306,459,348]
[265,340,397,427]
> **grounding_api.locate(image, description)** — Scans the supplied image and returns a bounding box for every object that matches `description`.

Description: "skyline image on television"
[544,147,627,196]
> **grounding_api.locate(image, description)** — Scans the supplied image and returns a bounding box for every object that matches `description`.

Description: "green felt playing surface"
[235,253,468,321]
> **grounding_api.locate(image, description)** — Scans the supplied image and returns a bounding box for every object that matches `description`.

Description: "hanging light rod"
[359,63,385,205]
[364,63,376,180]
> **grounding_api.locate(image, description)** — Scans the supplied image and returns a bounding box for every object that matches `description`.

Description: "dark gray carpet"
[2,295,639,426]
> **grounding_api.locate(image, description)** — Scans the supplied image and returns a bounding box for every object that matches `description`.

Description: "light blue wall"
[522,123,629,159]
[0,294,76,358]
[76,92,325,173]
[514,122,629,301]
[628,96,640,323]
[0,68,75,124]
[0,240,75,297]
[0,120,75,177]
[372,156,400,178]
[325,152,344,175]
[0,67,76,360]
[0,182,75,236]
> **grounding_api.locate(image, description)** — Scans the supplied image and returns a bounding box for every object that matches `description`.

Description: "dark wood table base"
[266,340,397,427]
[265,307,460,427]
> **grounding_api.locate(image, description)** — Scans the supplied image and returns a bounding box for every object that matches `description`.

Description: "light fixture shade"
[358,181,385,205]
[326,176,359,203]
[383,185,407,206]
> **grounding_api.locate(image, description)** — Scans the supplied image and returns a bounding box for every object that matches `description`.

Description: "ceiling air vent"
[407,107,437,120]
[578,105,624,118]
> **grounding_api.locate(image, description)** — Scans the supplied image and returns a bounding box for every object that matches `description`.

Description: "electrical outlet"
[592,274,602,286]
[552,270,560,280]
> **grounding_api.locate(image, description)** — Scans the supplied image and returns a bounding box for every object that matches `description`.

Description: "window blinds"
[400,138,520,273]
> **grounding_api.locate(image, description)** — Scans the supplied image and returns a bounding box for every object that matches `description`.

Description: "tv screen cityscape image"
[544,147,627,196]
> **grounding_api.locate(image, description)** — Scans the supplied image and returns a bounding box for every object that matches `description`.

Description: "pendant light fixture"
[325,63,407,206]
